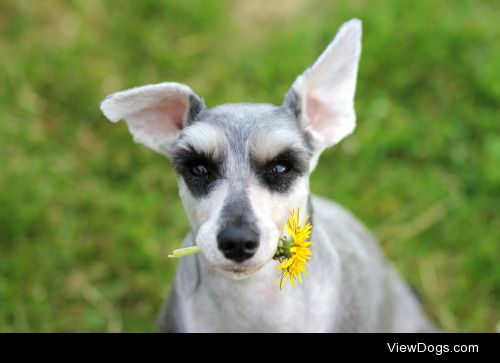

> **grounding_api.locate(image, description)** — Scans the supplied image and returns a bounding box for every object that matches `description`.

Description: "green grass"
[1,0,499,332]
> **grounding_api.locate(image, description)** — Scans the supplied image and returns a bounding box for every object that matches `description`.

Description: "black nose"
[217,225,259,263]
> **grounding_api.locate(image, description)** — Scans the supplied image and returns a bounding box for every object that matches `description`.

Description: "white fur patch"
[250,128,307,163]
[247,176,310,232]
[177,123,226,158]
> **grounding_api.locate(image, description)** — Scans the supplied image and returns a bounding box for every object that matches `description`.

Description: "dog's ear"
[100,82,204,155]
[283,19,362,151]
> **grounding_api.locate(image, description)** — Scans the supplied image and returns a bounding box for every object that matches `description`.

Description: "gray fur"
[187,94,205,125]
[218,187,258,229]
[283,89,302,119]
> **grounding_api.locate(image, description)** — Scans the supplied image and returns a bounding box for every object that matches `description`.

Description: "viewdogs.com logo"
[387,342,478,355]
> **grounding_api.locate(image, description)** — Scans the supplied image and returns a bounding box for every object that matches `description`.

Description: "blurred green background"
[1,0,499,332]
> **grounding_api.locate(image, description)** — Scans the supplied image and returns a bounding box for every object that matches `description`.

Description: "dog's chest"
[183,261,338,332]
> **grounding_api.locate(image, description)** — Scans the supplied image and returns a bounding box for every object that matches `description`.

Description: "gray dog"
[100,19,436,332]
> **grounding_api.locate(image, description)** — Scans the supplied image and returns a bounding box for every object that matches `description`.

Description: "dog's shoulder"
[311,194,383,258]
[311,194,371,234]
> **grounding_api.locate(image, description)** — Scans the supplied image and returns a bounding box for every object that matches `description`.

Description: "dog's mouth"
[213,262,267,280]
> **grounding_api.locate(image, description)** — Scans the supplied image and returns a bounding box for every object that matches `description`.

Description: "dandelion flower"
[274,209,313,289]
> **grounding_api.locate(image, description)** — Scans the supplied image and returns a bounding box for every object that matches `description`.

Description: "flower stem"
[168,246,201,258]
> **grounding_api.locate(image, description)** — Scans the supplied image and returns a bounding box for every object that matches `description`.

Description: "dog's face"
[100,19,362,278]
[170,104,312,277]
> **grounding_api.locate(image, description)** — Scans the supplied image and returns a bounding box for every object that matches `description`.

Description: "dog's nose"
[217,225,259,263]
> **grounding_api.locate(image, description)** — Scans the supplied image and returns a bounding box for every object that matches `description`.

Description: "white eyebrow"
[250,128,308,162]
[176,123,226,158]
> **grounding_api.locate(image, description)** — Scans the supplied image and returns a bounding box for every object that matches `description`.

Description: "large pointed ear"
[100,82,204,155]
[284,19,362,151]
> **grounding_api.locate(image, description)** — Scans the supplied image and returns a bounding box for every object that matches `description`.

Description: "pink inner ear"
[134,96,189,137]
[305,93,338,140]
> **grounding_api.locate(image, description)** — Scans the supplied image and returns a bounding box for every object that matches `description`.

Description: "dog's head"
[100,19,362,278]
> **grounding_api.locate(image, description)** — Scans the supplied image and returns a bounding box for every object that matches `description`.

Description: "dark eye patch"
[253,148,309,193]
[170,145,222,197]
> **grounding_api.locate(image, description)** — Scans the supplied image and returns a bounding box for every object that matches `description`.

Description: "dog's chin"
[213,262,267,280]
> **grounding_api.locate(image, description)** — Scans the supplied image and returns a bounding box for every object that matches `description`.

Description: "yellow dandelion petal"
[277,257,295,269]
[275,208,313,289]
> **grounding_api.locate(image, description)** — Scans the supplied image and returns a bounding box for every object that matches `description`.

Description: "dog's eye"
[270,163,289,175]
[190,164,209,177]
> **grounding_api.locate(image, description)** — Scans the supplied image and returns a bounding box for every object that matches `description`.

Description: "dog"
[100,19,437,332]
